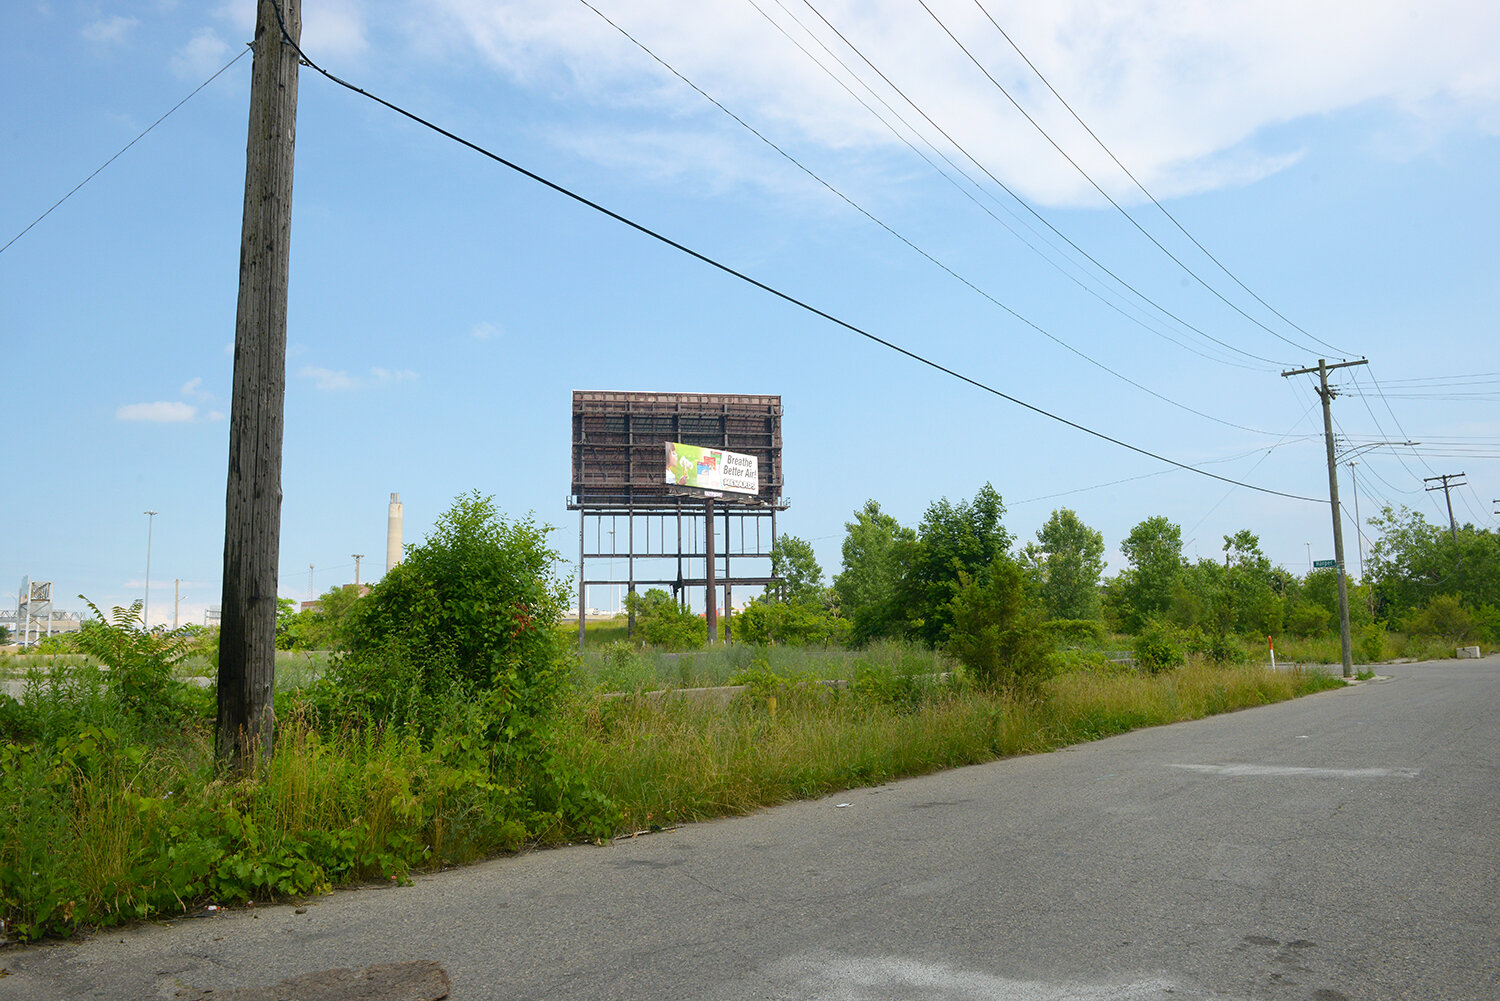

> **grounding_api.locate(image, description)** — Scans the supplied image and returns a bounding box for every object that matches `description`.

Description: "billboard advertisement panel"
[665,442,759,496]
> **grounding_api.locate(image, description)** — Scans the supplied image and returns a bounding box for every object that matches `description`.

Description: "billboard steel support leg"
[705,498,717,644]
[577,509,586,651]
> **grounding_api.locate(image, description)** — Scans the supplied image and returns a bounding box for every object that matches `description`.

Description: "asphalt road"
[4,656,1497,1001]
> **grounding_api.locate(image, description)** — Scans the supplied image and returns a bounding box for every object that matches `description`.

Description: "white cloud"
[117,401,197,423]
[181,376,214,402]
[215,0,365,59]
[304,0,367,59]
[171,28,231,79]
[301,366,418,390]
[81,15,137,45]
[470,321,502,340]
[301,366,357,391]
[420,0,1500,206]
[370,367,418,384]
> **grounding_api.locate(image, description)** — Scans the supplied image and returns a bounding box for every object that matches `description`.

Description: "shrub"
[1285,603,1332,638]
[1359,623,1390,663]
[945,558,1055,697]
[1405,594,1475,646]
[1041,618,1105,645]
[735,597,851,647]
[624,589,705,650]
[1133,620,1184,674]
[335,493,571,764]
[74,598,191,724]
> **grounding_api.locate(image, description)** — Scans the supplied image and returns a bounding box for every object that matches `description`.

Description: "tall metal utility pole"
[352,554,364,587]
[1424,473,1466,540]
[1282,357,1367,678]
[218,0,301,772]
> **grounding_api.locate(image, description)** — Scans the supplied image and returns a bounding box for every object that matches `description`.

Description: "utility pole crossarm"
[1280,358,1368,679]
[1424,473,1467,540]
[1280,357,1369,380]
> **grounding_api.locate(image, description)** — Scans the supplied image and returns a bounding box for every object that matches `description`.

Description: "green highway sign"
[1313,559,1337,568]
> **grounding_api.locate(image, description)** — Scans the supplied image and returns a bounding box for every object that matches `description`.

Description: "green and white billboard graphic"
[665,442,759,496]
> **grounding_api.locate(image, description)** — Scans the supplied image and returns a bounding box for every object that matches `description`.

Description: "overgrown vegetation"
[5,483,1485,945]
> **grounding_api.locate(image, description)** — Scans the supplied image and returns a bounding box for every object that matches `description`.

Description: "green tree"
[833,500,916,644]
[1022,508,1105,621]
[901,483,1012,647]
[1108,516,1184,632]
[1367,506,1500,623]
[946,557,1054,696]
[770,535,825,605]
[283,584,366,650]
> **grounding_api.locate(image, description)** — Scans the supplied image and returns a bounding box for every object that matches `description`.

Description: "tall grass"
[554,660,1342,832]
[0,653,1342,942]
[573,638,953,692]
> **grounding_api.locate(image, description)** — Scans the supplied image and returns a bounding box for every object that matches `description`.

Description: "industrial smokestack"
[386,492,403,573]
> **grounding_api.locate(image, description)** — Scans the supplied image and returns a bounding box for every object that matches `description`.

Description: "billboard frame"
[569,391,788,646]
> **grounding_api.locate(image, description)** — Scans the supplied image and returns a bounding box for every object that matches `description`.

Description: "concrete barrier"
[1457,646,1482,659]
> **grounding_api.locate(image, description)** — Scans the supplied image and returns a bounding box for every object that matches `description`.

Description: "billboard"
[570,391,784,509]
[665,442,759,496]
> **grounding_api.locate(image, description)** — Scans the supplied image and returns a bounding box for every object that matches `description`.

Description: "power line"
[265,1,1323,507]
[580,0,1283,437]
[792,0,1291,368]
[1,46,251,257]
[967,0,1350,358]
[750,0,1267,372]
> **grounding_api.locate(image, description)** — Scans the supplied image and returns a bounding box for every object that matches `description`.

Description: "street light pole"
[144,510,158,628]
[1345,461,1365,580]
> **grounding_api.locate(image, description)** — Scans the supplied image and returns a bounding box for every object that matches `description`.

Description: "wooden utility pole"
[217,0,301,771]
[1423,473,1467,541]
[1281,358,1367,679]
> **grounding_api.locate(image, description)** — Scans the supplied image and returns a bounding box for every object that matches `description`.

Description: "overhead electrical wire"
[791,0,1290,368]
[264,1,1322,506]
[578,0,1284,436]
[750,0,1267,372]
[920,1,1334,361]
[1,45,251,257]
[967,0,1351,359]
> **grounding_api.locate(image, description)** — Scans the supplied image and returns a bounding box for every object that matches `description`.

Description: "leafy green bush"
[624,589,706,650]
[945,558,1055,697]
[1041,618,1106,645]
[1405,594,1475,645]
[69,598,192,726]
[333,493,570,754]
[1359,623,1390,663]
[1133,620,1184,674]
[1285,602,1332,638]
[735,597,851,647]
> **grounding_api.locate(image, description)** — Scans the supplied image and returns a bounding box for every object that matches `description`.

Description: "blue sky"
[4,0,1498,628]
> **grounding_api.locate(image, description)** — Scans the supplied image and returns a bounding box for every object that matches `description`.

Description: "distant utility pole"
[1282,357,1367,679]
[174,579,181,630]
[217,0,301,773]
[352,554,364,587]
[1424,473,1467,541]
[1345,462,1364,581]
